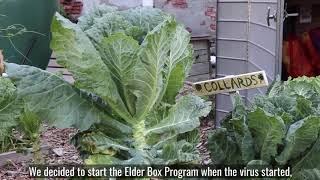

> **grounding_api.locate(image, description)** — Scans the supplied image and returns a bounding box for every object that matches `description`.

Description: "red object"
[284,36,315,78]
[301,32,320,74]
[205,7,216,17]
[59,0,83,20]
[210,24,216,31]
[170,0,188,8]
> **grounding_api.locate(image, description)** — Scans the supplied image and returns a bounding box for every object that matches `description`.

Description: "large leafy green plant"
[0,64,108,153]
[50,6,211,164]
[2,6,210,165]
[208,77,320,179]
[78,5,167,44]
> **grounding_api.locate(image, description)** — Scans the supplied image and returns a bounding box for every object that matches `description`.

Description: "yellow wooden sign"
[192,71,269,96]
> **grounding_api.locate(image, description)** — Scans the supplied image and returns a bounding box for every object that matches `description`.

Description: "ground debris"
[0,125,83,179]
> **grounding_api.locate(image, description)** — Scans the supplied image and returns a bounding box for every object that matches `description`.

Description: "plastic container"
[0,0,58,69]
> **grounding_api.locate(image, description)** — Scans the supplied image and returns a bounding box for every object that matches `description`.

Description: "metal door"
[215,0,283,124]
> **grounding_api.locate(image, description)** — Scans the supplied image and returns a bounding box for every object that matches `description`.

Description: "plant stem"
[33,136,43,164]
[133,121,147,151]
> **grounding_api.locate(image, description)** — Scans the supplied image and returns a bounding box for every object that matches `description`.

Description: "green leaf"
[230,118,255,163]
[208,128,242,165]
[51,13,134,124]
[247,160,269,166]
[162,50,193,104]
[280,112,294,127]
[84,13,131,45]
[78,5,118,31]
[294,97,315,120]
[79,132,130,155]
[121,7,167,33]
[292,137,320,172]
[267,76,283,97]
[158,25,193,105]
[285,80,316,99]
[160,140,200,164]
[18,106,41,140]
[292,169,320,180]
[145,95,211,136]
[121,7,167,42]
[85,154,121,165]
[133,19,193,120]
[5,63,110,131]
[247,108,286,163]
[276,116,320,165]
[78,6,167,44]
[0,77,23,141]
[98,33,140,116]
[230,93,247,119]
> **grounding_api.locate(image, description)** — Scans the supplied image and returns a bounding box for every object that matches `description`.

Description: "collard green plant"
[48,7,211,164]
[2,6,211,165]
[18,107,43,163]
[208,77,320,179]
[0,63,109,153]
[78,5,167,44]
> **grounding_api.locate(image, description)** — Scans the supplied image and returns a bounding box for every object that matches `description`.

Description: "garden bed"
[0,125,82,179]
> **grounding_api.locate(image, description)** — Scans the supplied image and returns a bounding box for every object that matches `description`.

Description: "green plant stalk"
[32,135,43,164]
[133,120,147,151]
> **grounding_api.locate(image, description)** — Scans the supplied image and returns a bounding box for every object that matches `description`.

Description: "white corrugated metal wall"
[215,0,283,125]
[215,0,250,124]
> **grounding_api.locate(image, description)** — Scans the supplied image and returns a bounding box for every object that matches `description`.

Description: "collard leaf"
[208,128,242,165]
[230,93,247,119]
[161,29,194,104]
[121,7,167,33]
[85,154,121,165]
[5,63,110,131]
[267,76,283,97]
[160,140,200,164]
[285,80,316,99]
[79,5,167,44]
[79,132,130,155]
[292,169,320,180]
[0,77,23,141]
[247,108,286,163]
[294,97,315,120]
[230,118,255,163]
[145,95,211,136]
[84,13,131,45]
[292,137,320,173]
[133,19,193,120]
[162,52,192,104]
[51,13,134,124]
[78,5,118,31]
[99,33,139,116]
[121,7,167,42]
[276,116,320,165]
